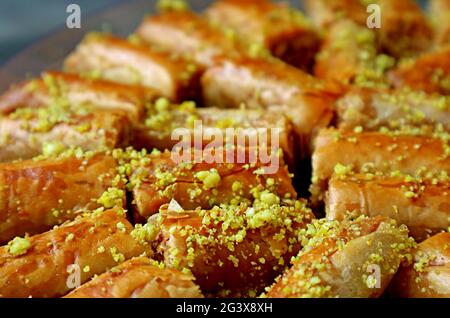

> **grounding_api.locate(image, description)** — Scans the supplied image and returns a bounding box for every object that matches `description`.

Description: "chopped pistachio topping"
[144,98,198,132]
[65,233,75,242]
[42,141,67,157]
[319,21,395,88]
[97,187,124,209]
[156,0,189,12]
[110,247,125,263]
[7,237,31,257]
[195,169,221,190]
[334,163,353,177]
[158,190,314,295]
[131,223,159,245]
[116,222,126,232]
[263,216,415,298]
[413,252,435,273]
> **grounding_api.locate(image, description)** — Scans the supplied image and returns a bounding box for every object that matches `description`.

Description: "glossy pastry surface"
[65,257,203,298]
[390,232,450,298]
[0,151,122,244]
[264,216,415,298]
[0,0,448,299]
[0,209,145,298]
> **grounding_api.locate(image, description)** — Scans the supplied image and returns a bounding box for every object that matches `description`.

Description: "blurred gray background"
[0,0,125,64]
[0,0,429,65]
[0,0,212,89]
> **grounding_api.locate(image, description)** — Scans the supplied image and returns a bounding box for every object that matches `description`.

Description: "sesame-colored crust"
[201,57,337,154]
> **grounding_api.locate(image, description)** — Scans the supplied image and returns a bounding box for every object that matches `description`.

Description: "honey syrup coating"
[135,10,249,68]
[205,0,320,70]
[0,0,448,299]
[142,192,315,297]
[64,32,202,102]
[390,232,450,298]
[325,171,450,242]
[336,87,450,131]
[131,97,297,168]
[264,216,415,298]
[65,257,203,298]
[0,104,131,163]
[117,148,296,223]
[0,149,125,244]
[389,45,450,95]
[135,9,339,156]
[311,127,450,204]
[0,209,147,298]
[0,71,158,121]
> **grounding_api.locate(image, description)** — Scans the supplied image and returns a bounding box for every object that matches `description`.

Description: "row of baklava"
[0,0,449,298]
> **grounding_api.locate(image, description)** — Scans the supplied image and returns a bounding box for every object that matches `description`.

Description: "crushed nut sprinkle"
[7,236,31,257]
[263,216,416,298]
